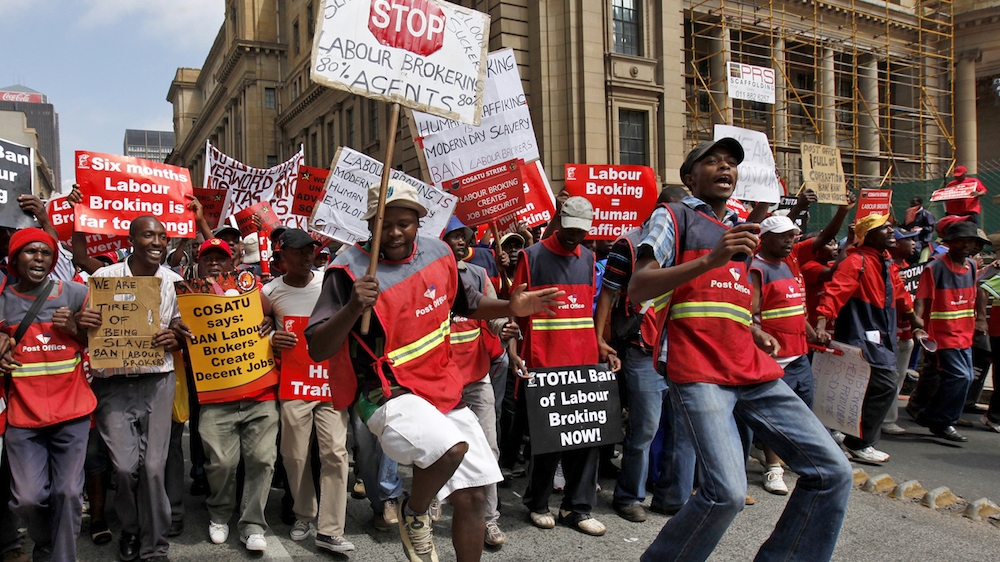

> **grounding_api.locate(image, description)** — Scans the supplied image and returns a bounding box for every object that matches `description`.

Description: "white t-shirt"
[263,272,324,329]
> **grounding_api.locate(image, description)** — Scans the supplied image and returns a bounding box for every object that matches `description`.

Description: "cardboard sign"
[563,164,658,240]
[309,146,457,244]
[931,180,979,202]
[524,364,624,455]
[800,143,847,204]
[234,201,282,237]
[74,151,196,238]
[811,342,871,438]
[714,124,782,204]
[898,264,925,297]
[311,0,490,125]
[278,316,331,401]
[87,276,164,370]
[447,159,524,227]
[413,48,540,187]
[206,143,305,230]
[0,138,36,230]
[293,166,330,217]
[856,189,892,221]
[727,61,776,104]
[46,195,75,241]
[193,187,227,227]
[176,279,278,404]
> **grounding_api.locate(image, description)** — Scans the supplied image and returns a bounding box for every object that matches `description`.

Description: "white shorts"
[367,393,503,500]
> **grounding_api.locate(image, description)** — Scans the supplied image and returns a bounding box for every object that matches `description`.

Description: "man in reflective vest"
[631,139,853,562]
[306,180,562,562]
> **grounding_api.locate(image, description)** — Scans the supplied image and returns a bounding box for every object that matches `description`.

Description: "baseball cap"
[198,238,233,259]
[942,221,991,245]
[560,196,594,232]
[363,179,428,220]
[500,232,526,247]
[277,228,321,250]
[759,215,800,236]
[954,165,967,177]
[443,216,473,239]
[679,138,745,182]
[242,233,260,264]
[854,213,890,245]
[893,228,920,241]
[213,225,241,240]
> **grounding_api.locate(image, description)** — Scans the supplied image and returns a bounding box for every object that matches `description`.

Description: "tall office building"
[0,84,60,188]
[123,129,175,163]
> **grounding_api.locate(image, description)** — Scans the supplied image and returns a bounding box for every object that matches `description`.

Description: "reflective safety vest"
[610,228,668,351]
[923,255,977,349]
[329,237,464,413]
[452,263,493,385]
[752,256,808,358]
[654,203,784,385]
[519,239,599,368]
[0,281,96,429]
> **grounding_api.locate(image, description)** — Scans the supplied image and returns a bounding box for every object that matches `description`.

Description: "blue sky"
[1,0,225,192]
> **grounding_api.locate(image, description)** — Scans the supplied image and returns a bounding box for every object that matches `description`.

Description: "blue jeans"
[782,355,814,408]
[349,409,403,512]
[614,347,668,506]
[917,348,974,428]
[642,379,852,562]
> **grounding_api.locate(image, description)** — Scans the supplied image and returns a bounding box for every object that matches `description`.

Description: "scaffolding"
[684,0,955,190]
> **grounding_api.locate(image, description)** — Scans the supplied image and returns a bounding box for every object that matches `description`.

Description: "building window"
[293,20,300,55]
[291,80,298,102]
[612,0,641,56]
[619,109,648,165]
[368,99,379,143]
[267,155,278,167]
[346,107,355,148]
[327,120,336,162]
[264,88,276,109]
[307,3,315,38]
[310,132,318,166]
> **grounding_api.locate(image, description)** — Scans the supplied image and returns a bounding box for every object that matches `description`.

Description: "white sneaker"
[846,445,889,463]
[208,521,229,544]
[763,466,788,495]
[245,533,267,551]
[553,462,565,492]
[982,415,1000,433]
[830,430,846,445]
[289,519,310,541]
[881,422,906,435]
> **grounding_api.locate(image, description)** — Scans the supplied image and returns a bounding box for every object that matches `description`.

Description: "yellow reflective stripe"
[760,305,806,321]
[644,291,673,313]
[449,327,481,345]
[668,301,752,326]
[10,357,81,378]
[387,319,450,366]
[531,317,596,331]
[929,310,975,320]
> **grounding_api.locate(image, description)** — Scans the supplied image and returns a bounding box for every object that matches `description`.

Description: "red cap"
[198,238,233,259]
[954,165,967,177]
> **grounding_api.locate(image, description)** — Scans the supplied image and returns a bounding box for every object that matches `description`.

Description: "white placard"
[309,147,456,244]
[205,143,306,230]
[811,342,871,438]
[727,61,775,104]
[713,124,781,204]
[311,0,490,125]
[412,48,539,187]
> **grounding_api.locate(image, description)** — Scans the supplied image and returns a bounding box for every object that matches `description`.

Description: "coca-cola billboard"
[0,91,44,104]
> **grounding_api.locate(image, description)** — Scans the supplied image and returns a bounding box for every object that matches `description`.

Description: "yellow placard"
[88,276,163,370]
[800,143,847,204]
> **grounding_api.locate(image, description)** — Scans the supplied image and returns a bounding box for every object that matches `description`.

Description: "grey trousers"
[462,376,501,524]
[92,372,175,560]
[165,421,185,523]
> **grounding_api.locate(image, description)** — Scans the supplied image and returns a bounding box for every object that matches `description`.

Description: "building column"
[821,48,836,147]
[709,25,733,125]
[773,36,789,174]
[858,55,880,180]
[955,49,982,173]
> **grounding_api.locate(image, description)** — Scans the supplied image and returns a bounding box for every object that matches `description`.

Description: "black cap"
[942,221,991,245]
[277,228,321,250]
[679,138,745,185]
[269,225,289,244]
[213,225,241,239]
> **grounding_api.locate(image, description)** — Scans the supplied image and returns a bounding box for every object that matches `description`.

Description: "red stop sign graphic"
[369,0,446,57]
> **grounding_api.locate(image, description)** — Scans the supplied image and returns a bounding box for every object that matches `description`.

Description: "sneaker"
[428,498,442,522]
[846,445,890,463]
[289,519,310,541]
[830,430,846,445]
[881,422,906,435]
[613,502,647,522]
[982,414,1000,433]
[384,498,400,525]
[315,534,356,553]
[351,478,367,500]
[529,510,555,529]
[763,466,788,495]
[748,444,767,466]
[245,534,267,552]
[558,510,606,536]
[484,521,507,546]
[208,522,229,545]
[553,462,565,492]
[398,498,438,562]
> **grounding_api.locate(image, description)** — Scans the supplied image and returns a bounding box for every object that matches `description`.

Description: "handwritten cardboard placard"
[524,364,624,455]
[811,342,870,438]
[206,142,305,230]
[800,143,847,204]
[87,276,163,370]
[278,316,331,401]
[714,124,782,204]
[0,137,35,230]
[856,189,892,221]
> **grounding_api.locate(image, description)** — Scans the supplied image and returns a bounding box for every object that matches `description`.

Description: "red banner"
[293,166,329,217]
[931,180,978,202]
[278,316,331,401]
[563,164,659,240]
[234,201,282,237]
[74,151,196,238]
[448,159,525,227]
[856,189,892,220]
[193,187,226,228]
[83,233,130,257]
[45,196,75,241]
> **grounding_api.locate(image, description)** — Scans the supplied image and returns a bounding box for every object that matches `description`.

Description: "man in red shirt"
[943,165,988,225]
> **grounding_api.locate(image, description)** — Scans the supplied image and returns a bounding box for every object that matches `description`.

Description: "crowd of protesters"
[0,146,998,562]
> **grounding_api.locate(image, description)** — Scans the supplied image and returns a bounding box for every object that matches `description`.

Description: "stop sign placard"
[369,0,446,57]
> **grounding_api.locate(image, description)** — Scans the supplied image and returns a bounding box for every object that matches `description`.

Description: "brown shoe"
[745,494,756,506]
[613,502,647,522]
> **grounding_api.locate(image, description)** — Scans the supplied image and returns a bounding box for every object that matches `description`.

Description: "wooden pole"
[361,102,401,335]
[490,221,510,295]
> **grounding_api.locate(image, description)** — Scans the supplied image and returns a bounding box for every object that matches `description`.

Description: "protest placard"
[193,187,226,227]
[491,160,557,234]
[563,164,658,240]
[205,143,305,230]
[278,316,330,401]
[448,159,524,227]
[800,143,847,204]
[293,165,329,216]
[899,263,925,297]
[234,201,283,237]
[45,195,75,241]
[811,342,870,438]
[0,138,35,229]
[727,61,775,104]
[856,189,892,220]
[931,179,979,202]
[524,364,624,455]
[309,146,456,244]
[714,124,782,204]
[74,151,196,238]
[87,276,163,370]
[412,48,539,186]
[311,0,490,125]
[175,272,278,404]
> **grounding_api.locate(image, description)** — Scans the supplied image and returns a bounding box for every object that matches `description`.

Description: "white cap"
[759,215,800,236]
[560,196,594,232]
[242,232,261,264]
[363,179,428,220]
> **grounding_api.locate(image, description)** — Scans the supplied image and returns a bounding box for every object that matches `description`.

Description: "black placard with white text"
[524,364,624,455]
[0,138,35,229]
